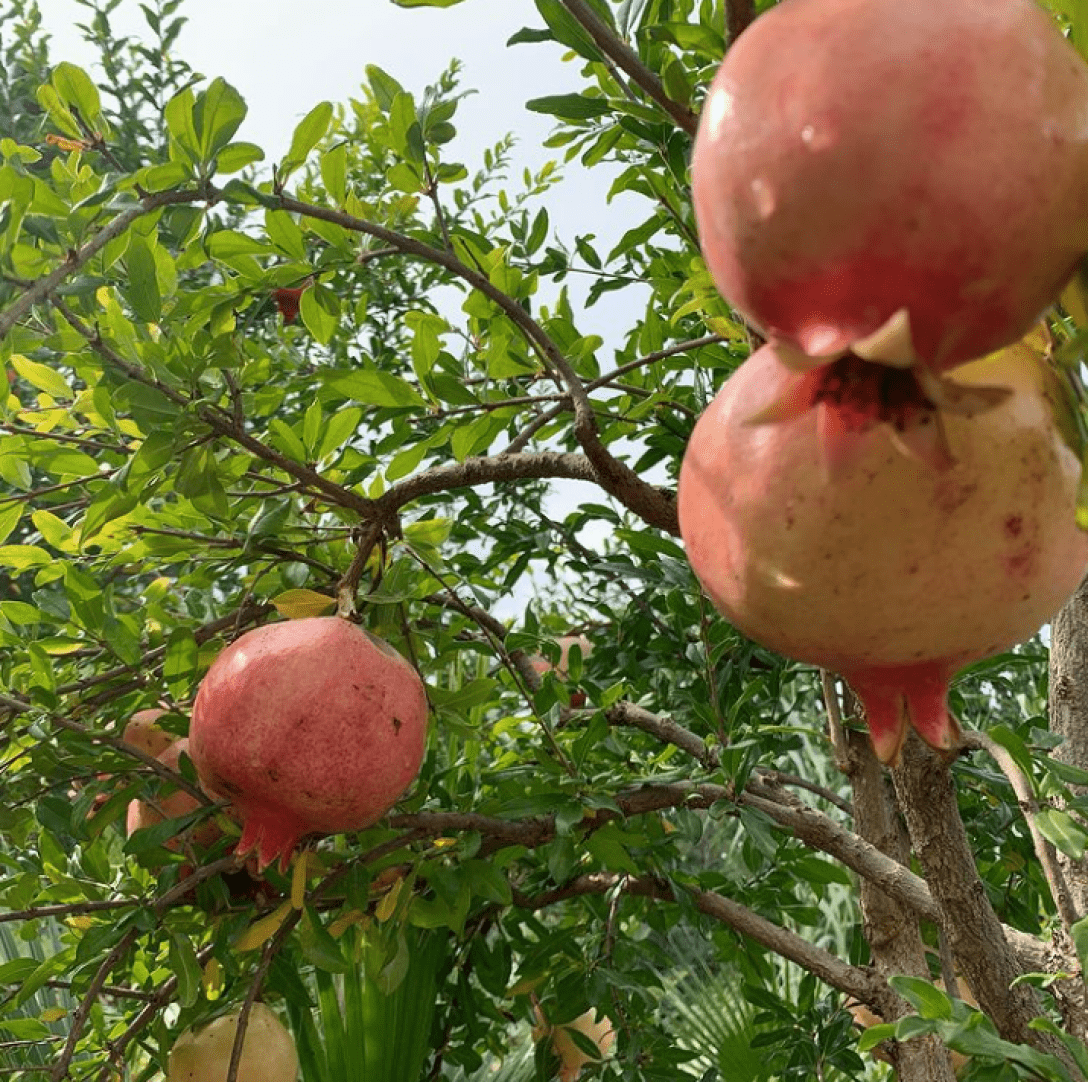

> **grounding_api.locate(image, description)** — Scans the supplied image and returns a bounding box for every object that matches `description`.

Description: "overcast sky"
[31,0,614,232]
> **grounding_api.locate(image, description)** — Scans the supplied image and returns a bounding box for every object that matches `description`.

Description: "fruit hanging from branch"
[125,738,222,850]
[190,616,429,871]
[691,0,1088,373]
[678,341,1088,763]
[165,1003,298,1082]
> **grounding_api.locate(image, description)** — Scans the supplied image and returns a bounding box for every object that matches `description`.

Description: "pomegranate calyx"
[850,308,916,368]
[236,811,305,874]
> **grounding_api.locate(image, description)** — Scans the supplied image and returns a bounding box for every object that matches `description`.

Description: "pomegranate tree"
[190,616,428,871]
[166,1003,297,1082]
[691,0,1088,372]
[678,342,1088,763]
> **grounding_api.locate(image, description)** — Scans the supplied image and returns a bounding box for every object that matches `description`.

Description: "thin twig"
[960,729,1081,933]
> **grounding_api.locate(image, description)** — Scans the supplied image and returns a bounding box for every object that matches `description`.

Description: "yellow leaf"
[66,916,95,931]
[235,900,293,951]
[1062,268,1088,330]
[271,589,337,619]
[374,876,404,922]
[40,1007,66,1023]
[705,315,747,341]
[328,909,367,938]
[290,851,309,909]
[203,957,223,999]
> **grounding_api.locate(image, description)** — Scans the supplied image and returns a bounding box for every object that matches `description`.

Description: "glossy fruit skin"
[691,0,1088,370]
[166,1003,298,1082]
[190,617,428,871]
[678,343,1088,761]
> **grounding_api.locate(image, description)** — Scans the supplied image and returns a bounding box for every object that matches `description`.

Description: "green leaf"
[1037,807,1088,860]
[282,102,333,176]
[216,141,264,174]
[300,908,350,973]
[299,284,340,345]
[366,65,406,112]
[125,235,162,323]
[164,87,199,163]
[320,144,348,204]
[168,932,202,1008]
[10,354,72,399]
[194,77,248,161]
[526,94,612,121]
[51,63,102,129]
[322,370,425,409]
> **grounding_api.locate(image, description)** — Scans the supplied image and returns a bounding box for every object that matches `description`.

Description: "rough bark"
[891,735,1072,1065]
[1049,576,1088,917]
[845,729,957,1080]
[1048,577,1088,1039]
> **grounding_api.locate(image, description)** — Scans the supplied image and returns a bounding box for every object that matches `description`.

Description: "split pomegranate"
[691,0,1088,371]
[166,1003,297,1082]
[678,342,1088,763]
[190,617,428,871]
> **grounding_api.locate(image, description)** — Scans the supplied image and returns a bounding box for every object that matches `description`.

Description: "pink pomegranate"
[678,342,1088,763]
[126,739,221,849]
[190,617,428,871]
[691,0,1088,372]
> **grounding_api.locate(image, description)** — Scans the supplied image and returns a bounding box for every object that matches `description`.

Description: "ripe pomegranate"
[190,617,428,871]
[166,1003,298,1082]
[532,1006,615,1081]
[678,341,1088,763]
[691,0,1088,372]
[529,635,593,707]
[126,739,221,849]
[122,708,176,759]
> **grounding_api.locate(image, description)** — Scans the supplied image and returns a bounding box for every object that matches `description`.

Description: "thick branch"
[726,0,756,44]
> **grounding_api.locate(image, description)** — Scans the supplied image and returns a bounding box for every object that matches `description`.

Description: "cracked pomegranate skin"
[691,0,1088,369]
[190,617,428,870]
[678,343,1088,761]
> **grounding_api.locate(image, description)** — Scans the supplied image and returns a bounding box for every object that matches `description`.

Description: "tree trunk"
[1049,576,1088,917]
[845,729,957,1080]
[891,735,1073,1066]
[1047,577,1088,1039]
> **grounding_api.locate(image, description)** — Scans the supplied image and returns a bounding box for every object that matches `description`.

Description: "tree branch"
[557,0,699,135]
[0,187,207,341]
[516,872,883,1004]
[961,729,1080,934]
[274,194,679,535]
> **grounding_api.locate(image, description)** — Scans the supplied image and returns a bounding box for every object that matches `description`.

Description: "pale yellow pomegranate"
[165,1003,297,1082]
[679,342,1088,762]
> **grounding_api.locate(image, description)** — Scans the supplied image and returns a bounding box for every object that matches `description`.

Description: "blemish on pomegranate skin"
[1005,545,1038,578]
[392,716,403,734]
[1004,514,1023,538]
